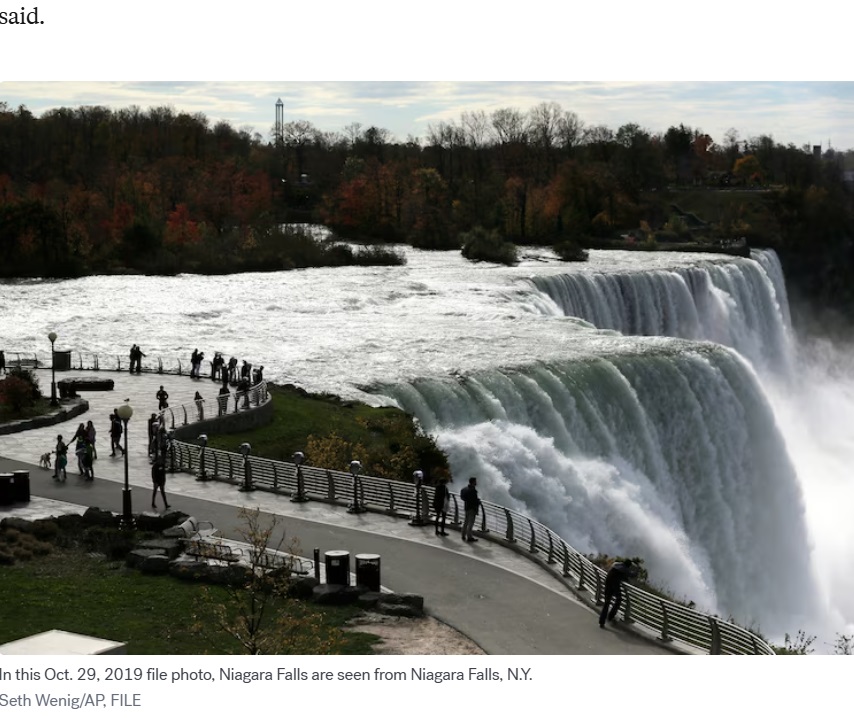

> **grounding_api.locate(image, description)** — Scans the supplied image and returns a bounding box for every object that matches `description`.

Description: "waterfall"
[528,250,793,375]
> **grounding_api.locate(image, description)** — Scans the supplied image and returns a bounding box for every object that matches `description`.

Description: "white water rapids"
[2,246,852,643]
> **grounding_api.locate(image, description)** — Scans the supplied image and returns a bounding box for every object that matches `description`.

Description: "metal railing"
[168,440,775,655]
[156,381,269,430]
[4,350,258,381]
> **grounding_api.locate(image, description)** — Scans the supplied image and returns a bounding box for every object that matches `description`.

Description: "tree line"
[1,100,853,312]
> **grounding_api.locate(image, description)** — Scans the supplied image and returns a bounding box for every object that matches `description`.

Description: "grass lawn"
[207,383,450,482]
[0,544,380,655]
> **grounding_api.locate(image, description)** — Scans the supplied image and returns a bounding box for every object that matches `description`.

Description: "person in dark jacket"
[151,457,170,511]
[432,477,450,536]
[459,476,481,542]
[599,559,639,627]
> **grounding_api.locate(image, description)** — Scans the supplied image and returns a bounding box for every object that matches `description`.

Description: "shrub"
[554,240,589,262]
[460,226,518,266]
[0,375,36,411]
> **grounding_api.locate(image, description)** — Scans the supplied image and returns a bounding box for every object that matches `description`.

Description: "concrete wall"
[172,398,274,441]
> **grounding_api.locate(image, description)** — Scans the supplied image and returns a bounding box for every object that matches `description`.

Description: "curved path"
[0,369,679,655]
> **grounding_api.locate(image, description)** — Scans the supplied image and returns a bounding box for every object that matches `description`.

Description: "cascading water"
[377,340,819,635]
[370,249,833,640]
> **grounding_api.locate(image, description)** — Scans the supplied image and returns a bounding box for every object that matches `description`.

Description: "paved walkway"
[0,369,678,655]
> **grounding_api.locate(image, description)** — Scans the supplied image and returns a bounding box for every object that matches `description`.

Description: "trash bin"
[324,550,350,586]
[53,350,72,372]
[355,553,381,592]
[0,473,13,506]
[12,470,30,503]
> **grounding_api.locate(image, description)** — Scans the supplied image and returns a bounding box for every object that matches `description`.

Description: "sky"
[1,2,850,152]
[3,81,853,152]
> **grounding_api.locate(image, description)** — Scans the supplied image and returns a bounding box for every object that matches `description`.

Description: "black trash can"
[324,550,350,586]
[355,553,381,592]
[53,350,72,372]
[12,470,30,503]
[0,473,13,507]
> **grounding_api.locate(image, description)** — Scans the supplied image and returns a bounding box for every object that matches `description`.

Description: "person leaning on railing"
[599,559,639,628]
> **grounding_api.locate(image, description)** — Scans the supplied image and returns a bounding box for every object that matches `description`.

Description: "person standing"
[156,385,169,410]
[53,434,68,481]
[109,413,124,456]
[151,457,170,510]
[432,477,450,536]
[598,559,639,628]
[460,476,481,542]
[0,349,6,374]
[82,440,95,481]
[85,420,97,460]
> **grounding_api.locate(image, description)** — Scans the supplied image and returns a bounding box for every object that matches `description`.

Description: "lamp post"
[291,451,308,503]
[116,402,134,528]
[238,442,253,491]
[196,434,209,481]
[348,459,366,514]
[47,331,58,406]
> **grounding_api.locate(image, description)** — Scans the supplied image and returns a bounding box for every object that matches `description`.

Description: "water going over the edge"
[2,246,852,642]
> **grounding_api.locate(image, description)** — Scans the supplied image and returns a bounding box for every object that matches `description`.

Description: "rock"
[169,560,210,581]
[126,548,165,569]
[139,554,171,574]
[286,576,319,599]
[82,507,117,527]
[379,592,424,611]
[378,603,424,618]
[312,584,361,606]
[137,538,183,560]
[0,517,34,533]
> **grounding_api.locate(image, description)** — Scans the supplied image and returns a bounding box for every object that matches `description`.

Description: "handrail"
[168,439,775,655]
[156,381,269,430]
[3,349,256,381]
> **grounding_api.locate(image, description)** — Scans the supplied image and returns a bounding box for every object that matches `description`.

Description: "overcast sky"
[3,81,852,151]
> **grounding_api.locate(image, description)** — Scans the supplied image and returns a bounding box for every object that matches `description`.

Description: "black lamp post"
[117,402,134,527]
[48,331,58,406]
[291,451,308,503]
[348,459,366,514]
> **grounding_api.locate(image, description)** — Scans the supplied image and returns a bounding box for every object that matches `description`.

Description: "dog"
[39,452,52,470]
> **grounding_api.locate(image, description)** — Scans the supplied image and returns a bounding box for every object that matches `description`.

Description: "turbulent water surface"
[2,246,853,643]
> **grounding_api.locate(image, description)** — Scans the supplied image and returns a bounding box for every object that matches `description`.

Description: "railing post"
[94,355,99,370]
[478,503,489,533]
[181,406,188,426]
[158,358,163,374]
[272,463,279,491]
[388,484,395,513]
[503,508,515,542]
[709,617,722,655]
[659,600,671,642]
[527,518,537,553]
[313,548,321,582]
[562,543,571,578]
[326,470,335,501]
[546,531,556,564]
[622,588,634,624]
[451,495,460,526]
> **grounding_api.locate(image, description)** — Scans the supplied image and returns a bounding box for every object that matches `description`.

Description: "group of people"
[189,349,206,378]
[430,475,480,541]
[52,421,98,481]
[128,345,145,373]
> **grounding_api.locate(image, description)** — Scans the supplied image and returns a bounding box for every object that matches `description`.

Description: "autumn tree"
[193,507,344,655]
